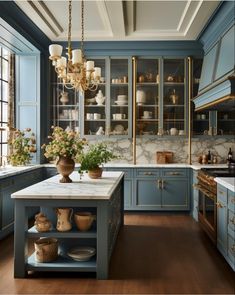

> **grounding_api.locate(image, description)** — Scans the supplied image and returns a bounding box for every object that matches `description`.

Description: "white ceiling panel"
[14,0,221,41]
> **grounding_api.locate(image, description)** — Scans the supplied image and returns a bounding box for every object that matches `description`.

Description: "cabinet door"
[135,58,160,136]
[161,178,189,210]
[217,199,228,257]
[1,181,15,229]
[110,57,132,137]
[163,58,186,135]
[83,58,107,136]
[135,179,161,209]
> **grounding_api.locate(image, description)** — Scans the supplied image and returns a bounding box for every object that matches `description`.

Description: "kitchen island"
[11,171,124,279]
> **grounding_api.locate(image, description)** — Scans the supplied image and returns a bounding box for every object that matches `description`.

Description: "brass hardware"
[229,218,235,225]
[157,179,161,189]
[169,172,180,176]
[188,56,192,165]
[231,245,235,253]
[144,172,153,176]
[132,56,137,165]
[161,179,165,190]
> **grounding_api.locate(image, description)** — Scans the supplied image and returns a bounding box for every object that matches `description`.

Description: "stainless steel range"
[196,168,235,244]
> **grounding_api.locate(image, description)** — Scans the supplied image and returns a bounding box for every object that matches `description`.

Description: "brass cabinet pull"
[168,172,180,176]
[229,218,235,225]
[144,172,153,175]
[157,179,161,189]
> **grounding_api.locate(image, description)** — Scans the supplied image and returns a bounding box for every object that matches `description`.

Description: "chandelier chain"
[81,0,84,59]
[68,0,72,58]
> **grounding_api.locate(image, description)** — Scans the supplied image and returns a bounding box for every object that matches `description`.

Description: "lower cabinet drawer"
[162,169,187,177]
[104,168,132,178]
[228,210,235,233]
[135,169,160,178]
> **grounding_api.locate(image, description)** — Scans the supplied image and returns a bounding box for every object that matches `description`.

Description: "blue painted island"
[11,171,124,279]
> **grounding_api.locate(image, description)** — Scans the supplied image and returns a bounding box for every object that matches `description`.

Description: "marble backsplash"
[90,137,235,164]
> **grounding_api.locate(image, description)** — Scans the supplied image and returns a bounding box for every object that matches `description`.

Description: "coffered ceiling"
[15,0,220,41]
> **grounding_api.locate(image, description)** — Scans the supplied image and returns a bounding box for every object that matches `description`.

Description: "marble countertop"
[0,163,229,179]
[11,171,124,200]
[215,177,235,192]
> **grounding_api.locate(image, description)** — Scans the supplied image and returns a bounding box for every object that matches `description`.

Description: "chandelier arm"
[67,0,72,60]
[81,0,85,60]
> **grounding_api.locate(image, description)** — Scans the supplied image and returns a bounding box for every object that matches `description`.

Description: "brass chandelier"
[49,0,101,92]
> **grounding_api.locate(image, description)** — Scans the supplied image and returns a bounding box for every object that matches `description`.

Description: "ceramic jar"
[74,212,96,231]
[56,208,73,232]
[56,156,75,183]
[60,91,69,105]
[170,128,178,136]
[34,238,58,262]
[34,212,51,232]
[136,90,146,105]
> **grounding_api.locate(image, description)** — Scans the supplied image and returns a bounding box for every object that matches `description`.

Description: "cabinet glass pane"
[136,59,159,135]
[217,111,235,136]
[163,59,185,134]
[110,59,129,136]
[51,83,79,132]
[84,59,106,136]
[192,111,209,136]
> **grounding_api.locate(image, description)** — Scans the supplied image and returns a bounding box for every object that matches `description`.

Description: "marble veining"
[11,171,124,200]
[215,177,235,192]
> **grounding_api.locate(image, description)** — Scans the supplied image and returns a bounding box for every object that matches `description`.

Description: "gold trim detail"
[188,57,192,165]
[132,57,136,165]
[195,95,235,111]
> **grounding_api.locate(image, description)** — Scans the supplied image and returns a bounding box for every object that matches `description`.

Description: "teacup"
[94,113,101,120]
[143,111,152,118]
[179,130,184,136]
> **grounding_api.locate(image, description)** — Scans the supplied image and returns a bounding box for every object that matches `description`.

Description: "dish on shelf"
[67,247,96,262]
[141,116,152,119]
[114,100,128,106]
[85,98,96,105]
[114,124,125,133]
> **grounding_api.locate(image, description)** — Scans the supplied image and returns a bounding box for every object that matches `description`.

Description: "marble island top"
[11,171,124,200]
[215,177,235,192]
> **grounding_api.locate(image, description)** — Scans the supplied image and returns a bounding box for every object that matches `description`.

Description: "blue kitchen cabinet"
[103,168,133,210]
[0,168,43,239]
[135,178,162,209]
[192,170,199,221]
[134,168,190,210]
[43,167,58,179]
[217,184,235,271]
[217,185,228,257]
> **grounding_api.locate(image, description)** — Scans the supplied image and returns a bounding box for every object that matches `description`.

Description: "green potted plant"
[79,142,117,179]
[8,128,36,166]
[41,126,86,183]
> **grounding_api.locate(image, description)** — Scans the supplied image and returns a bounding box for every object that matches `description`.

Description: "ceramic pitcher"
[56,208,73,232]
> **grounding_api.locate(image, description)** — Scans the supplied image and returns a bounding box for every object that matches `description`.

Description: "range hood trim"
[193,77,235,111]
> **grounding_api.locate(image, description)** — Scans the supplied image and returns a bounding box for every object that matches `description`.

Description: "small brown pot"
[56,157,75,183]
[88,167,103,179]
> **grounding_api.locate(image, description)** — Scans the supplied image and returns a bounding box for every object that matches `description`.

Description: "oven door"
[197,184,217,244]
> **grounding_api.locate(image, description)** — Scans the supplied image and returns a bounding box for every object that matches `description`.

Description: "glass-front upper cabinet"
[216,110,235,136]
[51,81,79,132]
[110,58,131,137]
[163,58,186,136]
[136,58,159,136]
[83,58,106,136]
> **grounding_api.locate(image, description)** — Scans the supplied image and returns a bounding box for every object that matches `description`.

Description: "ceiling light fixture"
[49,0,101,92]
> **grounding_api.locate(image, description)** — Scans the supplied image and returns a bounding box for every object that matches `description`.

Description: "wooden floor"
[0,213,234,294]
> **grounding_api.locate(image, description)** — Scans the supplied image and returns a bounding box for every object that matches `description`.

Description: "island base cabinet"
[13,175,124,279]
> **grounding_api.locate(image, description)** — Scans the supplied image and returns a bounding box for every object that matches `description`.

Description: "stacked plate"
[115,95,128,105]
[67,247,96,262]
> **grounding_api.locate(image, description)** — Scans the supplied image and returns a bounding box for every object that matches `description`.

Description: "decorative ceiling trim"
[38,0,63,33]
[183,0,203,36]
[96,0,113,38]
[177,0,191,32]
[27,0,59,37]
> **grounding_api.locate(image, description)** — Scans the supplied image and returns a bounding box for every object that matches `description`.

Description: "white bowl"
[115,100,128,106]
[117,95,127,101]
[67,247,96,261]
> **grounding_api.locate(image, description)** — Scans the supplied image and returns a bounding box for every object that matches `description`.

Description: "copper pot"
[56,156,75,183]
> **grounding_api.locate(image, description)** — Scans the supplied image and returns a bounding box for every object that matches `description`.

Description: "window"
[0,47,9,166]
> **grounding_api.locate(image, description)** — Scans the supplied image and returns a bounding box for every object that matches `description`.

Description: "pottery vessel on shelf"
[34,212,52,232]
[74,212,96,231]
[88,167,103,179]
[60,91,69,105]
[34,238,58,263]
[56,208,73,232]
[170,128,178,136]
[56,156,75,183]
[95,90,105,105]
[136,90,146,105]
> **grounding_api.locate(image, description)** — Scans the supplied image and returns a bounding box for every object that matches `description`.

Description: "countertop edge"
[215,177,235,193]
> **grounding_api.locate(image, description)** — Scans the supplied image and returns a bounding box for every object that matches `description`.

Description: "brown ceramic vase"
[56,156,75,183]
[88,167,103,179]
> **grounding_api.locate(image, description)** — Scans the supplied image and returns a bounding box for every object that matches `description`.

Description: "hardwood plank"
[0,213,234,294]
